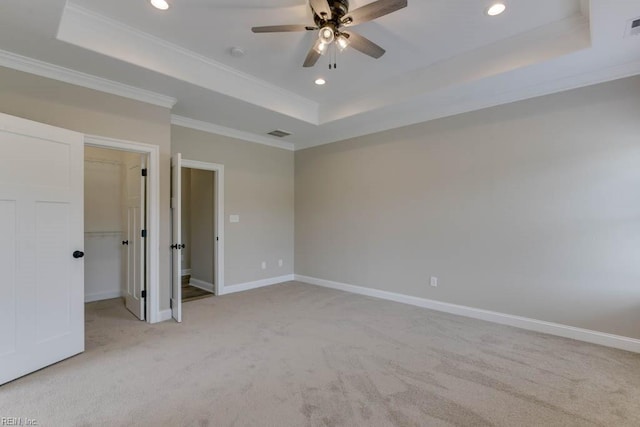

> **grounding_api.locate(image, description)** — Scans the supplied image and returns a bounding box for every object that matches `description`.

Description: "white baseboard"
[158,309,172,322]
[294,274,640,354]
[181,269,192,276]
[221,274,295,296]
[85,290,123,303]
[189,278,214,293]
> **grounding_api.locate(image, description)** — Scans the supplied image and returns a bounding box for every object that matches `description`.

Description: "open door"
[0,113,85,385]
[124,153,146,320]
[171,153,182,322]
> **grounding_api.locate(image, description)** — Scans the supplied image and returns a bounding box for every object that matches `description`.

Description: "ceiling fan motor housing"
[313,0,350,28]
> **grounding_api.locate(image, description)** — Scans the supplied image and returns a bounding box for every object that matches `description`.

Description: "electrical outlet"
[261,261,267,270]
[278,259,283,267]
[430,276,438,287]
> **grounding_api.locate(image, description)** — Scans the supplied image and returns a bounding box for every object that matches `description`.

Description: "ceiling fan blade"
[303,44,322,67]
[343,0,407,26]
[252,25,317,33]
[310,0,332,19]
[344,32,385,59]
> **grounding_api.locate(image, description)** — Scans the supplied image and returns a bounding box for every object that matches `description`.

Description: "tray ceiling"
[0,0,639,149]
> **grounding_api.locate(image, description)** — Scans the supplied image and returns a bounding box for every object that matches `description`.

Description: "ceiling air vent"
[267,130,291,138]
[626,17,640,37]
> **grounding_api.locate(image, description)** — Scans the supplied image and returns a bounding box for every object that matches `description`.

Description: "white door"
[0,113,84,385]
[171,153,182,322]
[124,154,145,320]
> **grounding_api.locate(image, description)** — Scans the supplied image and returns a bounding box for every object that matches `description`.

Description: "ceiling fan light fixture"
[318,26,335,44]
[150,0,170,10]
[486,3,506,16]
[313,39,329,55]
[336,35,350,52]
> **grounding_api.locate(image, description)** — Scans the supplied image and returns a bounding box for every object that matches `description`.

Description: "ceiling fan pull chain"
[334,44,337,69]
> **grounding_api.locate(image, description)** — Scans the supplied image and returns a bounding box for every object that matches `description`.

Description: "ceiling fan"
[251,0,408,67]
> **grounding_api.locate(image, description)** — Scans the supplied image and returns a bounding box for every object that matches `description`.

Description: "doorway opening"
[171,156,224,322]
[84,146,148,320]
[181,166,217,302]
[85,135,160,324]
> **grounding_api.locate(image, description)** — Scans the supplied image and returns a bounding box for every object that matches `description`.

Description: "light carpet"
[2,281,640,426]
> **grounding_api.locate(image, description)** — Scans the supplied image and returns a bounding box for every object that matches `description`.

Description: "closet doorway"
[170,156,224,322]
[84,146,148,320]
[180,166,216,301]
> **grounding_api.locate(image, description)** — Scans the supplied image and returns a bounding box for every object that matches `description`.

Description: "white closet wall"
[84,146,126,302]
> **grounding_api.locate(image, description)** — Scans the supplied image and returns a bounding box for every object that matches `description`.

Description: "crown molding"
[0,49,177,109]
[299,57,640,150]
[318,15,591,125]
[58,3,319,124]
[171,115,295,151]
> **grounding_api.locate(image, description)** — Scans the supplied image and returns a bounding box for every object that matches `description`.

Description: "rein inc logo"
[1,418,38,426]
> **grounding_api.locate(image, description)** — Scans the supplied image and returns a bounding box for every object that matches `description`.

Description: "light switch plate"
[230,215,240,223]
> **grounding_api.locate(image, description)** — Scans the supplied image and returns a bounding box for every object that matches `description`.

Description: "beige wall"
[172,126,294,286]
[295,76,640,339]
[0,66,173,311]
[5,64,639,339]
[189,168,215,285]
[181,168,192,271]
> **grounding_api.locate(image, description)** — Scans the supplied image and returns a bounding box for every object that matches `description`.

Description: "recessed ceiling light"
[315,78,326,86]
[486,3,506,16]
[150,0,169,11]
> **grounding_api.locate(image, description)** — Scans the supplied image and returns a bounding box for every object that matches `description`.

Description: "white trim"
[302,59,640,150]
[57,4,318,124]
[181,269,192,276]
[189,278,214,293]
[181,159,225,297]
[294,275,640,354]
[221,274,295,295]
[158,309,172,322]
[85,291,123,303]
[0,49,176,109]
[84,135,161,324]
[171,116,295,151]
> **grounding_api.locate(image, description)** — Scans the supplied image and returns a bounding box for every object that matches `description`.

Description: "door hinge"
[170,299,173,309]
[141,168,148,177]
[141,290,147,298]
[141,229,147,238]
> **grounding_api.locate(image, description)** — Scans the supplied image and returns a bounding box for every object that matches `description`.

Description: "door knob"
[73,251,85,259]
[122,240,129,246]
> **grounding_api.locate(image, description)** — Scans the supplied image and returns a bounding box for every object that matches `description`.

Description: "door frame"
[84,135,161,323]
[181,159,225,296]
